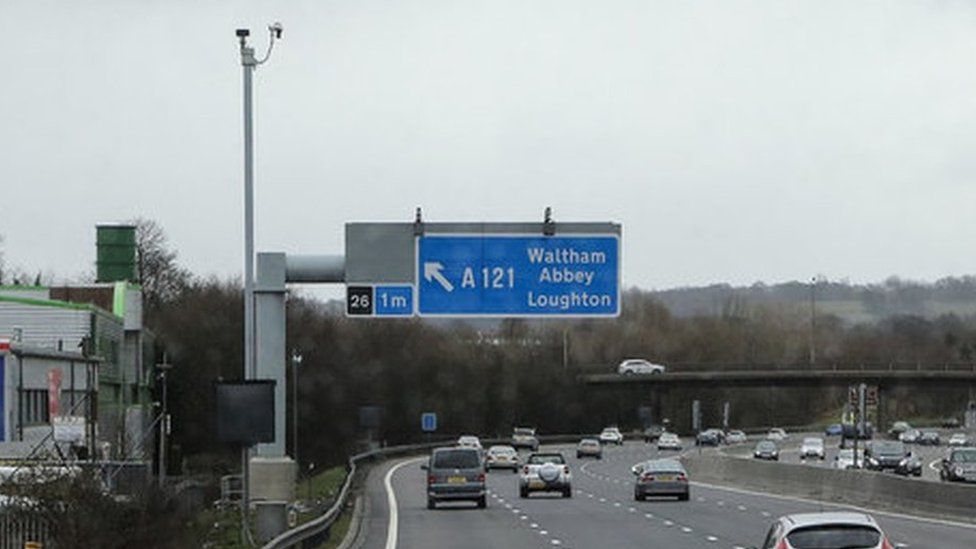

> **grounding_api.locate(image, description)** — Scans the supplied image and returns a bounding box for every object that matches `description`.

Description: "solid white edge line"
[689,480,976,531]
[384,457,426,549]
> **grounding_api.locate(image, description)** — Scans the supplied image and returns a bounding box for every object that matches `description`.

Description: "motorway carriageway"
[357,441,976,549]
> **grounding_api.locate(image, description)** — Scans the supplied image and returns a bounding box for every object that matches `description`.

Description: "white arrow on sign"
[423,262,454,292]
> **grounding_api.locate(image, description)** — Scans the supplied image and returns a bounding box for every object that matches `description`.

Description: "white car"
[617,359,666,375]
[800,437,826,460]
[657,432,682,451]
[766,428,788,441]
[726,430,747,444]
[485,445,520,472]
[519,452,572,498]
[457,435,482,450]
[834,448,864,470]
[599,427,624,445]
[760,512,892,549]
[948,433,969,447]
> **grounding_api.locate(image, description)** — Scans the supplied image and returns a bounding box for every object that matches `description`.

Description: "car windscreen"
[785,525,881,548]
[514,429,534,436]
[873,441,905,455]
[804,439,823,446]
[489,447,515,455]
[757,441,776,451]
[528,454,565,465]
[432,449,481,469]
[951,450,976,463]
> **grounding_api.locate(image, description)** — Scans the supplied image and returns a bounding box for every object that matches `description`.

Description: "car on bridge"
[800,437,826,460]
[631,458,689,501]
[939,447,976,483]
[520,452,572,498]
[616,358,665,375]
[422,447,487,509]
[599,426,624,445]
[511,427,539,451]
[865,440,909,471]
[657,432,682,451]
[757,512,892,549]
[485,445,520,472]
[753,440,779,460]
[576,438,602,459]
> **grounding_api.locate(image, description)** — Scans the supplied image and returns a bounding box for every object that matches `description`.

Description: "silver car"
[422,447,487,509]
[520,452,572,498]
[632,458,689,501]
[757,512,891,549]
[576,438,603,459]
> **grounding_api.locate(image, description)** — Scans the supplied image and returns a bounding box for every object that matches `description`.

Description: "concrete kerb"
[681,453,976,524]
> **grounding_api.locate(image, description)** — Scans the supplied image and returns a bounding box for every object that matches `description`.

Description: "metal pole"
[291,350,301,467]
[242,42,256,381]
[809,276,816,365]
[158,370,167,486]
[562,328,568,372]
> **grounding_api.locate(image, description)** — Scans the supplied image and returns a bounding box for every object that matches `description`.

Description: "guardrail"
[681,453,976,524]
[261,434,585,549]
[630,362,976,373]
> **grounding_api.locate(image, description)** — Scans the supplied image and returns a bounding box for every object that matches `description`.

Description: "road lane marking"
[383,457,424,549]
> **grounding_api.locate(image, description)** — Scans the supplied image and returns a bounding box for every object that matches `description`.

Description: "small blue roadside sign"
[417,235,619,317]
[421,412,437,432]
[346,285,414,317]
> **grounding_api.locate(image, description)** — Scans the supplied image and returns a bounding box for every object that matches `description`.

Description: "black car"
[696,430,721,447]
[642,425,664,443]
[865,440,908,471]
[941,417,961,429]
[918,430,941,446]
[893,452,922,477]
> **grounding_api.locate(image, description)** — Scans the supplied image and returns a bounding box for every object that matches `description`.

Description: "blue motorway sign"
[421,412,437,432]
[417,235,619,316]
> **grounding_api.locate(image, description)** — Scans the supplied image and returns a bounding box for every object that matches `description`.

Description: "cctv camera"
[269,22,283,39]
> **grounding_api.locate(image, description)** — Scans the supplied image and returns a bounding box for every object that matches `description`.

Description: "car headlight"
[867,457,879,466]
[955,467,965,476]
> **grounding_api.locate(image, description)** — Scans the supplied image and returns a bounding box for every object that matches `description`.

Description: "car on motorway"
[753,440,779,460]
[422,447,487,509]
[657,432,682,451]
[824,423,844,437]
[576,438,603,459]
[899,428,921,444]
[457,435,482,450]
[800,437,826,460]
[939,447,976,483]
[942,416,961,429]
[893,452,922,477]
[841,421,874,441]
[865,440,908,471]
[631,458,690,501]
[756,512,893,549]
[766,428,788,441]
[616,358,666,375]
[948,432,969,447]
[726,429,747,444]
[696,429,722,446]
[642,424,665,443]
[918,429,941,446]
[599,426,624,445]
[833,448,864,470]
[511,427,539,451]
[485,445,520,472]
[887,421,912,440]
[519,452,572,498]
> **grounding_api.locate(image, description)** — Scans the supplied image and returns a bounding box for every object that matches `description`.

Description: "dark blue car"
[824,423,843,436]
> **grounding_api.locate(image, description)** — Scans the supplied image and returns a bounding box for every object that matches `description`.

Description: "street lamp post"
[235,24,282,542]
[291,349,303,468]
[156,358,173,487]
[809,276,817,365]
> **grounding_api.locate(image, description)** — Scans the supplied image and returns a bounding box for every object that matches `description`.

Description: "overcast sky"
[3,1,976,296]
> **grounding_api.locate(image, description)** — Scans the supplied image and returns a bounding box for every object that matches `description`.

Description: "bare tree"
[130,218,191,316]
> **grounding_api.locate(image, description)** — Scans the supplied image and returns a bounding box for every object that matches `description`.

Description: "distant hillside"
[651,276,976,323]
